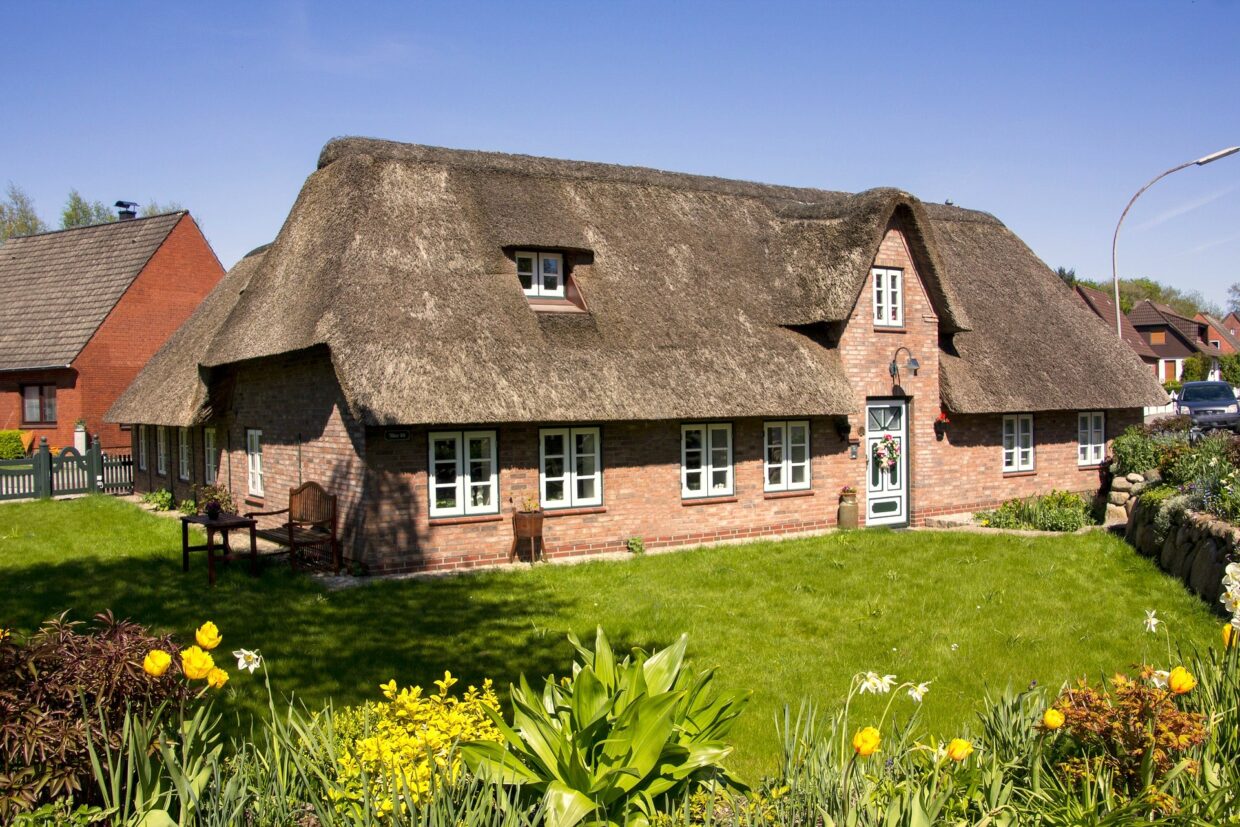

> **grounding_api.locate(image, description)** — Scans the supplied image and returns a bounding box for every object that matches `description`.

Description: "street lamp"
[1111,146,1240,336]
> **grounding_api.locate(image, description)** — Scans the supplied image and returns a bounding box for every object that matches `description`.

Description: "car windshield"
[1180,384,1235,403]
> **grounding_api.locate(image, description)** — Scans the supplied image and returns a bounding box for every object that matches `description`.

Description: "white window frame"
[428,430,499,518]
[1078,412,1105,467]
[539,426,603,509]
[246,429,264,497]
[1002,414,1035,473]
[681,423,734,499]
[516,251,565,299]
[203,427,217,485]
[178,427,191,481]
[872,266,903,327]
[156,427,168,476]
[764,420,811,492]
[137,425,148,471]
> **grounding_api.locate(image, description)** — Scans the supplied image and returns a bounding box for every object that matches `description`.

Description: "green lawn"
[0,495,1221,778]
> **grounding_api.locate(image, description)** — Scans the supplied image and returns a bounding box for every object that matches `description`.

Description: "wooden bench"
[246,481,341,574]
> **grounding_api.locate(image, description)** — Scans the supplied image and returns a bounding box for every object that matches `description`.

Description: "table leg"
[207,528,217,587]
[249,525,258,576]
[182,520,189,572]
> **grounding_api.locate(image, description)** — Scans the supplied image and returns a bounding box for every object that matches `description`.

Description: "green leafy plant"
[140,489,173,511]
[976,490,1093,532]
[461,628,749,827]
[191,484,234,516]
[626,537,646,555]
[178,499,197,516]
[1110,427,1160,476]
[0,430,27,460]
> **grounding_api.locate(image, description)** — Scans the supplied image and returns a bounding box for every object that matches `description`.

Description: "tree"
[1056,266,1077,286]
[140,200,183,217]
[0,183,47,242]
[1228,283,1240,315]
[60,189,115,229]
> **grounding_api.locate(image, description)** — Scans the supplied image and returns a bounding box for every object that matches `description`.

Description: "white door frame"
[865,398,909,527]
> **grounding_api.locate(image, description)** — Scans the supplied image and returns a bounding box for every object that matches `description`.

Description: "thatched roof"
[108,138,1166,426]
[0,213,185,371]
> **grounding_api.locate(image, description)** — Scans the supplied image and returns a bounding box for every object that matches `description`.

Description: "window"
[137,425,148,471]
[178,427,191,481]
[1211,339,1221,349]
[21,385,56,424]
[246,429,263,497]
[1002,414,1034,472]
[1078,412,1105,466]
[764,421,811,492]
[540,427,602,509]
[516,251,565,299]
[428,431,497,517]
[872,267,903,327]
[203,428,217,485]
[1150,331,1166,345]
[681,423,733,498]
[156,427,168,476]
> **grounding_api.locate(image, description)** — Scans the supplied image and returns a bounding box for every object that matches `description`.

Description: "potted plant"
[838,485,859,530]
[934,410,951,440]
[193,483,233,521]
[512,494,543,538]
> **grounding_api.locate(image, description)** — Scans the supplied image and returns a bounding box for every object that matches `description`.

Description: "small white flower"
[1149,670,1170,689]
[908,682,931,703]
[859,671,897,694]
[1222,588,1240,615]
[950,643,959,652]
[233,649,262,674]
[1144,610,1161,634]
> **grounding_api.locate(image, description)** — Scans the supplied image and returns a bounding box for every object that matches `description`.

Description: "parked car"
[1175,381,1240,432]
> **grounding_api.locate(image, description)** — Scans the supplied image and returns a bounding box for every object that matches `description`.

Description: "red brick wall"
[0,368,79,451]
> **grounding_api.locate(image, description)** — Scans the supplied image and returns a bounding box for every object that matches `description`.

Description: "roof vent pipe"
[114,201,138,220]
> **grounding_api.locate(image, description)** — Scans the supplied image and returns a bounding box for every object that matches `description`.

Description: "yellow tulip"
[1042,708,1065,731]
[206,667,229,689]
[195,621,223,650]
[143,649,172,677]
[1225,623,1237,650]
[852,726,881,757]
[181,646,215,681]
[1168,666,1196,695]
[946,738,974,762]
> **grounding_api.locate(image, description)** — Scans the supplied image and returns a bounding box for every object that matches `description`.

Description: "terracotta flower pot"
[513,510,544,538]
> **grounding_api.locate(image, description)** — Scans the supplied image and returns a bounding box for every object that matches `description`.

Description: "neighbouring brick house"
[1073,283,1159,374]
[1128,299,1221,383]
[108,139,1165,573]
[0,212,225,450]
[1195,312,1240,356]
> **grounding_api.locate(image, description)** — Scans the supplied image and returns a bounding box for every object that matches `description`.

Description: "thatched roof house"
[110,139,1166,573]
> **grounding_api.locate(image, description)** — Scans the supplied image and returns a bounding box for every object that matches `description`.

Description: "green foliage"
[1162,433,1234,488]
[0,429,27,459]
[179,498,198,516]
[191,483,234,515]
[626,536,646,555]
[140,200,184,217]
[1072,275,1222,317]
[59,190,115,229]
[460,628,750,827]
[976,490,1093,532]
[1110,426,1160,475]
[1164,378,1183,394]
[1180,353,1213,383]
[0,183,47,242]
[1221,353,1240,386]
[141,488,173,511]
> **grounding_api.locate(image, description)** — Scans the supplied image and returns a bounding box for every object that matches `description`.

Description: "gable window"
[1002,414,1034,473]
[764,421,811,492]
[428,430,497,518]
[137,425,148,471]
[872,267,903,327]
[516,251,564,299]
[156,427,168,476]
[540,427,602,509]
[203,428,217,485]
[178,427,191,481]
[246,429,263,497]
[682,423,733,498]
[21,385,56,424]
[1078,412,1105,467]
[1150,331,1166,345]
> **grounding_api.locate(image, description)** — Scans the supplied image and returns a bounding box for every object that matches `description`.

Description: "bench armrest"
[245,507,290,519]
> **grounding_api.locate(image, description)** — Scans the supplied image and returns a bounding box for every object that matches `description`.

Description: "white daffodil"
[1149,670,1170,689]
[908,682,931,703]
[1222,588,1240,615]
[233,649,262,674]
[859,671,897,695]
[1144,610,1161,634]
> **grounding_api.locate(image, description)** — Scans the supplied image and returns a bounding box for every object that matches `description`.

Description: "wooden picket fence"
[0,437,132,501]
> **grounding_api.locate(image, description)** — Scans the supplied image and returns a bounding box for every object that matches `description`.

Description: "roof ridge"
[5,210,186,242]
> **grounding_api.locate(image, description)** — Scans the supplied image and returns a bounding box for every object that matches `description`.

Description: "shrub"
[140,488,173,511]
[1111,426,1159,475]
[1145,414,1192,436]
[976,490,1092,532]
[178,499,197,516]
[0,430,26,460]
[1164,379,1183,395]
[191,483,234,515]
[626,536,646,555]
[1163,433,1235,487]
[0,613,191,820]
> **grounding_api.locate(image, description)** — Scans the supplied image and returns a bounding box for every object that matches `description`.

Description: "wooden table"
[180,513,258,587]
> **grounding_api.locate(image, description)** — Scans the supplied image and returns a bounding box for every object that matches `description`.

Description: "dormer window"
[872,267,903,327]
[517,251,564,299]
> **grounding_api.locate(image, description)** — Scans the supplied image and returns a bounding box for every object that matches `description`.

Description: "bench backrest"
[289,481,336,528]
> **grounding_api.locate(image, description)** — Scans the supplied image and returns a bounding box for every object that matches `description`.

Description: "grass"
[0,495,1223,778]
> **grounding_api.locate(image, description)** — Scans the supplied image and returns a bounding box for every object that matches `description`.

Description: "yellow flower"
[852,726,881,757]
[195,621,222,650]
[206,667,229,689]
[143,649,172,677]
[946,738,974,762]
[1042,708,1065,731]
[434,671,458,696]
[1224,623,1237,649]
[1168,666,1196,695]
[181,646,215,680]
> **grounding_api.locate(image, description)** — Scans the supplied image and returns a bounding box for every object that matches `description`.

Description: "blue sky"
[6,1,1239,306]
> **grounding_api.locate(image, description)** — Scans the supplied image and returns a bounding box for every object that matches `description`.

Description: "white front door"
[865,399,909,526]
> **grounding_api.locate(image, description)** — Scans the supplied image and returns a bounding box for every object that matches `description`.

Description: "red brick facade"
[131,222,1144,575]
[1,216,224,449]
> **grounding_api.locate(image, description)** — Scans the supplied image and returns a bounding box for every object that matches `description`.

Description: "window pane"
[711,469,728,491]
[790,444,807,464]
[469,460,489,480]
[711,448,729,468]
[685,471,702,492]
[790,464,807,484]
[434,439,456,461]
[542,256,559,275]
[684,429,702,451]
[545,480,565,502]
[871,452,881,487]
[436,487,458,509]
[790,424,807,445]
[767,466,782,486]
[468,436,490,460]
[684,450,702,470]
[576,453,596,477]
[43,389,56,421]
[516,255,534,273]
[23,388,39,421]
[543,433,564,457]
[576,477,595,501]
[470,483,491,508]
[575,431,595,456]
[435,463,457,486]
[544,456,565,478]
